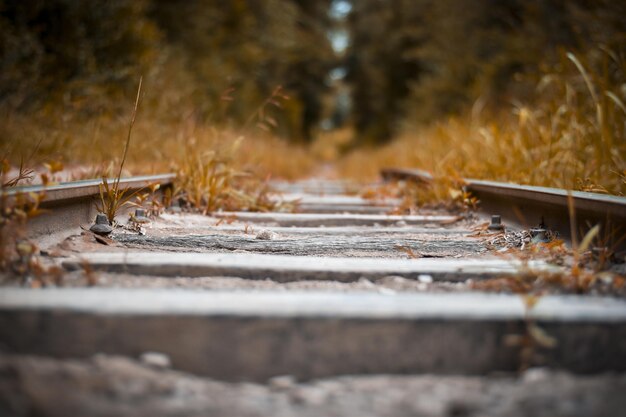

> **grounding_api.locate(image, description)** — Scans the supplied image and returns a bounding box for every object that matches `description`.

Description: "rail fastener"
[2,173,176,238]
[381,168,626,250]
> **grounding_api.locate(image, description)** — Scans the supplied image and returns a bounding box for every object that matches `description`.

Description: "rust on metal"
[381,167,626,248]
[2,173,175,238]
[3,173,176,205]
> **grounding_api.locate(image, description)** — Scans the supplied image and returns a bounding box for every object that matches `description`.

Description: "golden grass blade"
[567,191,578,252]
[115,76,143,193]
[605,91,626,115]
[578,224,600,254]
[566,52,599,107]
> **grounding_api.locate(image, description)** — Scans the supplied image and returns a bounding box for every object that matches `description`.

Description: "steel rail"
[3,173,176,238]
[381,168,626,249]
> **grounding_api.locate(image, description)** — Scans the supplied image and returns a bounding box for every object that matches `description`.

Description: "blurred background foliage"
[0,0,624,191]
[0,0,335,141]
[348,0,625,143]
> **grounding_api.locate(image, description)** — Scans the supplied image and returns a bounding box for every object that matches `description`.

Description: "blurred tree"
[148,0,334,141]
[1,0,624,145]
[0,0,334,141]
[347,0,425,145]
[346,0,626,144]
[0,0,159,111]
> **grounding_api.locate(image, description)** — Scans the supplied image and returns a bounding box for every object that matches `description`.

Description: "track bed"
[2,177,625,416]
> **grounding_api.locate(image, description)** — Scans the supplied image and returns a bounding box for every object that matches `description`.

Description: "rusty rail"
[3,174,176,238]
[381,168,626,249]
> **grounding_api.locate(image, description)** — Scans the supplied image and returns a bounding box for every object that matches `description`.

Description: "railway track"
[3,173,176,241]
[1,172,626,416]
[381,167,626,250]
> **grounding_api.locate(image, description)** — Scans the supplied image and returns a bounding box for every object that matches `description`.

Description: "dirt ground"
[1,354,624,417]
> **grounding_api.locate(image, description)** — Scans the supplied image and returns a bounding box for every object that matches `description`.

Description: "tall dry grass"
[2,49,624,197]
[0,106,318,182]
[0,80,319,214]
[336,50,626,196]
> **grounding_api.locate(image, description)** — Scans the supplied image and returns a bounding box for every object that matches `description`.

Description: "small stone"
[357,277,376,288]
[395,220,407,227]
[382,275,408,284]
[418,274,433,283]
[140,351,171,368]
[256,229,279,240]
[597,272,615,285]
[290,386,327,405]
[523,367,551,383]
[268,375,296,391]
[16,241,36,256]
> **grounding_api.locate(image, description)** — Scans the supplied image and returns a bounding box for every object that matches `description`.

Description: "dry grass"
[360,177,477,215]
[97,77,143,224]
[1,49,624,200]
[172,137,292,214]
[0,164,65,285]
[0,112,319,182]
[0,82,320,215]
[336,50,626,195]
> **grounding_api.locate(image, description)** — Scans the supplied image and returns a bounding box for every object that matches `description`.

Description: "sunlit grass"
[336,50,626,196]
[2,50,624,197]
[0,113,317,181]
[0,80,319,216]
